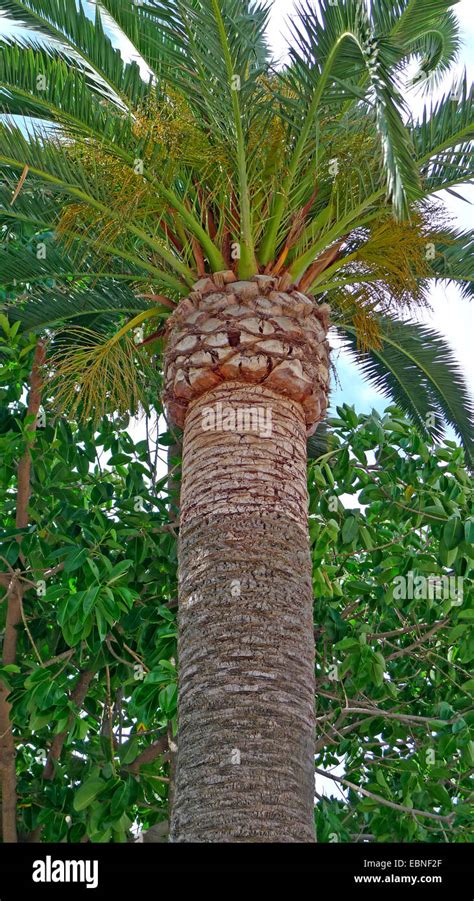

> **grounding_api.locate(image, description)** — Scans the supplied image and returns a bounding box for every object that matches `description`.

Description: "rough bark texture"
[0,341,45,843]
[0,578,22,843]
[42,669,96,781]
[164,275,330,843]
[164,272,330,436]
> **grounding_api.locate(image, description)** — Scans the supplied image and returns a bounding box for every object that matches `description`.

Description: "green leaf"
[338,318,474,464]
[439,541,458,567]
[335,637,360,651]
[158,682,178,718]
[57,591,84,628]
[342,516,359,545]
[465,518,474,545]
[375,769,390,791]
[83,586,100,616]
[120,736,140,766]
[95,608,108,642]
[108,453,132,465]
[106,560,133,584]
[63,547,89,573]
[443,517,464,551]
[73,778,105,812]
[429,784,451,808]
[110,780,131,819]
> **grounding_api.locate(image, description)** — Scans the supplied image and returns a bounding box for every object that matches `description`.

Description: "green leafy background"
[1,326,472,843]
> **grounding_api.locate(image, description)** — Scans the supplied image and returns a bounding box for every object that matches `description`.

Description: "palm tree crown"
[0,0,472,455]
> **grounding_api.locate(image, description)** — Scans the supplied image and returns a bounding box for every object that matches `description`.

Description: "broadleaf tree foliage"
[0,327,472,843]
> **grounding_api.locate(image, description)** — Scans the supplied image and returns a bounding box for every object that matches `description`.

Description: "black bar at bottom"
[0,842,472,896]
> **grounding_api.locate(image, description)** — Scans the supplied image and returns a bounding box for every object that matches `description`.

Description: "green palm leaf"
[390,0,460,47]
[0,39,142,134]
[0,0,149,104]
[430,229,474,300]
[0,234,151,288]
[3,280,155,332]
[337,316,474,464]
[412,74,474,166]
[0,122,197,289]
[408,10,461,89]
[259,0,422,264]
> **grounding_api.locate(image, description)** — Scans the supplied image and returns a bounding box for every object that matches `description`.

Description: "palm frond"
[259,0,421,263]
[428,228,474,300]
[98,0,271,84]
[390,0,460,47]
[0,39,142,135]
[408,10,461,90]
[0,122,197,289]
[384,1,461,87]
[0,235,106,286]
[337,316,474,464]
[98,0,272,276]
[48,314,160,422]
[0,183,180,288]
[412,74,473,164]
[2,280,157,333]
[0,0,148,105]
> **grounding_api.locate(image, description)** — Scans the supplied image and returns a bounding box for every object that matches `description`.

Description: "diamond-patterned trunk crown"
[164,272,331,436]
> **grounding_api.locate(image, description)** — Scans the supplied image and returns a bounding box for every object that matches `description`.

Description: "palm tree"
[0,0,473,842]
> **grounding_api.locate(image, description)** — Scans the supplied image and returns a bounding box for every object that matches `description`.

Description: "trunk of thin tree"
[164,274,330,842]
[0,341,45,843]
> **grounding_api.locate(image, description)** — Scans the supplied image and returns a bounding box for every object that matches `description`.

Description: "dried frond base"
[164,275,331,436]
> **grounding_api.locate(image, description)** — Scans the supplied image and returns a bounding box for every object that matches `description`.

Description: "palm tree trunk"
[165,275,330,842]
